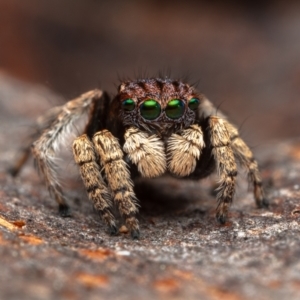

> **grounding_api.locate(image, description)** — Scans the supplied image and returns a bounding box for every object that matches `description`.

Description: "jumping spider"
[11,78,268,239]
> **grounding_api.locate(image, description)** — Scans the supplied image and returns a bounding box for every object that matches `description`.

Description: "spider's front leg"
[208,116,238,223]
[73,134,117,235]
[92,130,140,239]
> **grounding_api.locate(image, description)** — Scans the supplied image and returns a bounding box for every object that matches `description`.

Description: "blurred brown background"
[0,0,300,145]
[1,2,300,299]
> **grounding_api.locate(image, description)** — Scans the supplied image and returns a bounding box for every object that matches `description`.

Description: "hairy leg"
[225,122,268,208]
[8,106,62,176]
[208,116,238,223]
[167,124,205,177]
[93,130,140,238]
[31,90,103,214]
[73,134,117,234]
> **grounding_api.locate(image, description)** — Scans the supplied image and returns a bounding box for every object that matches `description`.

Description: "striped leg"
[73,134,117,234]
[208,116,238,223]
[225,122,268,208]
[93,130,140,239]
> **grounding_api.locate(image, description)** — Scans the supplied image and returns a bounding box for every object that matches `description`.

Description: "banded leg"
[225,122,268,208]
[93,130,140,239]
[73,134,117,234]
[32,90,103,215]
[167,124,205,177]
[208,116,238,223]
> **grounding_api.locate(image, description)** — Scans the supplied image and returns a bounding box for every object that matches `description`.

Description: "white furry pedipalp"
[123,127,166,178]
[167,124,205,177]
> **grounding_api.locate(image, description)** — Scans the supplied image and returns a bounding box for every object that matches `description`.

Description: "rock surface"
[0,73,300,299]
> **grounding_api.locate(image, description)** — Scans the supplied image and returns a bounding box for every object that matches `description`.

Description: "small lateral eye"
[188,98,200,110]
[122,99,136,111]
[165,99,185,119]
[140,99,161,120]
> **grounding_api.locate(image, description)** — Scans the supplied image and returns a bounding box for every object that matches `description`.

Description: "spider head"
[115,78,201,137]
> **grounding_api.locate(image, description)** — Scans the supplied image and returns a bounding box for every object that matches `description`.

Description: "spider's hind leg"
[8,106,62,177]
[225,122,268,208]
[31,90,104,216]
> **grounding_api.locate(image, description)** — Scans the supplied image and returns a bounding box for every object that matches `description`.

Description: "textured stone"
[1,73,300,300]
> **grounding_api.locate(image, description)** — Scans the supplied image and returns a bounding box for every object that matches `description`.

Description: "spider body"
[11,78,268,239]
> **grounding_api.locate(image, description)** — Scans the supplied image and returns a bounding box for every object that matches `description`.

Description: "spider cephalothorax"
[115,78,199,136]
[10,77,268,239]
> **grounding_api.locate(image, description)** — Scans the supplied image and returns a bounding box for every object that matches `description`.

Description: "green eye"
[122,99,135,111]
[188,98,200,110]
[140,99,161,120]
[165,99,185,119]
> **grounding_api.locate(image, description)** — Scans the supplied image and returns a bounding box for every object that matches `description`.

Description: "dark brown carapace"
[10,77,268,239]
[115,78,199,136]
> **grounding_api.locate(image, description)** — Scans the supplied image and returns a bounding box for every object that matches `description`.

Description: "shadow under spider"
[134,176,215,216]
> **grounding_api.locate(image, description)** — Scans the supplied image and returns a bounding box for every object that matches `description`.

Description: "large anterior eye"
[188,98,200,110]
[165,99,185,119]
[122,99,136,111]
[140,99,161,120]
